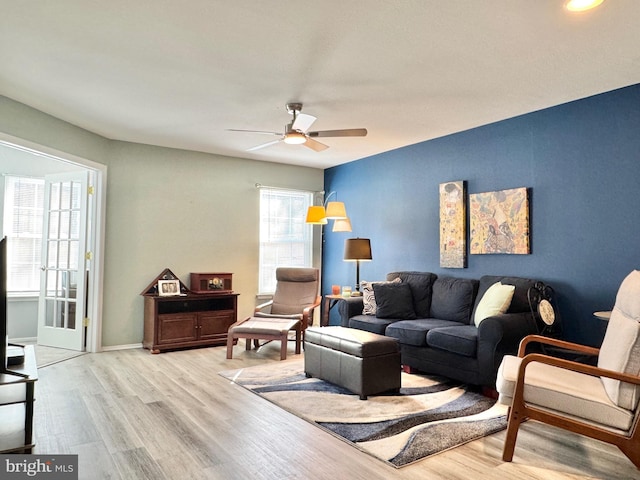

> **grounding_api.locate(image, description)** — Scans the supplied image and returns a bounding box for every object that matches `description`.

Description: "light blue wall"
[323,83,640,346]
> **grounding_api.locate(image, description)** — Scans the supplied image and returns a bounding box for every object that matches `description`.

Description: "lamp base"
[350,291,363,297]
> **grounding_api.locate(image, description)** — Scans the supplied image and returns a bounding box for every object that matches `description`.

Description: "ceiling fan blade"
[292,113,316,132]
[304,137,329,152]
[227,129,281,136]
[247,139,282,151]
[308,128,367,138]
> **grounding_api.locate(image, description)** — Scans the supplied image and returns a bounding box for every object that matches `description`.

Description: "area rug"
[219,359,508,468]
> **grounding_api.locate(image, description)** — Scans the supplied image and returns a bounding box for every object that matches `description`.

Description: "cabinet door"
[157,313,198,345]
[198,311,235,342]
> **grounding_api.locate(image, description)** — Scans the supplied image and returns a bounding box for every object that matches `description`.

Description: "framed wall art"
[439,181,467,268]
[469,187,530,254]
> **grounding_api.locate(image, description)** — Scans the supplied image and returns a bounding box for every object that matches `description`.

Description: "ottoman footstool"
[304,326,401,400]
[227,317,301,360]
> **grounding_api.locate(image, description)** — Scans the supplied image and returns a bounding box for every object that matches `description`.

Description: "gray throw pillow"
[361,278,401,315]
[372,282,416,319]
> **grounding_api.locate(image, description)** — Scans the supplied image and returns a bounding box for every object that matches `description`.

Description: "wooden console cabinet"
[143,293,238,353]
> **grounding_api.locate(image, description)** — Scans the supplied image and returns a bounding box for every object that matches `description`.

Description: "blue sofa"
[338,271,540,387]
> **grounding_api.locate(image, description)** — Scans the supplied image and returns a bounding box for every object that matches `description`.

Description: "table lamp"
[343,238,372,294]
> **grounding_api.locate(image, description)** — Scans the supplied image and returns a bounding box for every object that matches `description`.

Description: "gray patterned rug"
[219,359,508,468]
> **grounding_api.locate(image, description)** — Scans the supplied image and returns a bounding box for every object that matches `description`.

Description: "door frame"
[0,132,107,353]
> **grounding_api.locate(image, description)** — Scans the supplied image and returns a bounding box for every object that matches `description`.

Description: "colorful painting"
[439,181,466,268]
[470,187,529,254]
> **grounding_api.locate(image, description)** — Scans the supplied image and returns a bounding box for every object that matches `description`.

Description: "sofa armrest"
[477,312,538,385]
[337,296,364,327]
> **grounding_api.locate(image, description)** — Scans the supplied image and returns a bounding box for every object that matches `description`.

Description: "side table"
[322,294,346,327]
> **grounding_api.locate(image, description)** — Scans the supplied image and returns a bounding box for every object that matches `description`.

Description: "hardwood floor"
[32,343,639,480]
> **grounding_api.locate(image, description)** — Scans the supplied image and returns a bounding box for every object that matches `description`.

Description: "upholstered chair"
[254,267,321,336]
[496,270,640,469]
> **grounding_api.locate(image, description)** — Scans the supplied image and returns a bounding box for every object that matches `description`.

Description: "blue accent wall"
[323,83,640,346]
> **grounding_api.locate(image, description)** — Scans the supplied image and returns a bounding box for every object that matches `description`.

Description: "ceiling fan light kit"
[283,131,306,145]
[564,0,604,12]
[230,103,367,152]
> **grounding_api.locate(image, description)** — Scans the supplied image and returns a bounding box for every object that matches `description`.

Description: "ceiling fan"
[228,103,367,152]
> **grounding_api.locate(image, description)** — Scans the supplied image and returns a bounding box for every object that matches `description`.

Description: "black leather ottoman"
[304,326,401,400]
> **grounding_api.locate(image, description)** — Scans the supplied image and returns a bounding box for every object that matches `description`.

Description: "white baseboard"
[8,337,37,344]
[100,343,143,352]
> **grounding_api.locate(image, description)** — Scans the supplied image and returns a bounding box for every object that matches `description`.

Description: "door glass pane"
[71,181,81,210]
[48,211,59,239]
[70,211,80,239]
[60,211,70,239]
[46,242,58,269]
[60,182,71,210]
[50,183,59,211]
[45,299,54,327]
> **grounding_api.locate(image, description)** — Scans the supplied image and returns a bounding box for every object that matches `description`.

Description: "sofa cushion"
[430,277,478,323]
[386,271,437,318]
[361,278,401,315]
[373,282,416,319]
[426,325,478,358]
[473,282,516,327]
[348,315,395,335]
[385,319,465,347]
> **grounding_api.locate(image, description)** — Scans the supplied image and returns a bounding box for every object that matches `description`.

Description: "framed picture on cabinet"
[158,279,181,296]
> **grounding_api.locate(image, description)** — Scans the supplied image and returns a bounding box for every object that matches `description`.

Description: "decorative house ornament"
[439,181,467,268]
[469,187,530,254]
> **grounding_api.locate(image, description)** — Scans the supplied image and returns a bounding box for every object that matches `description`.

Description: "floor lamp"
[343,238,372,294]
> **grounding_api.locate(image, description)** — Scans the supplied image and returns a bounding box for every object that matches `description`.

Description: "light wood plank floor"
[32,342,639,480]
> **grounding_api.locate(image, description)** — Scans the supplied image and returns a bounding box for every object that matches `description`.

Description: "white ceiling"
[1,1,639,169]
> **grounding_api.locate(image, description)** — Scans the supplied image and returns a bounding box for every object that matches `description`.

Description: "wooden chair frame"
[504,334,640,469]
[255,295,321,340]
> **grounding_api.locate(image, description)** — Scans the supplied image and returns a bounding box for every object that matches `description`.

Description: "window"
[3,175,45,294]
[259,188,313,294]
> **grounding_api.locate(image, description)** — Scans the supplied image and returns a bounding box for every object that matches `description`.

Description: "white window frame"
[3,175,45,295]
[259,188,313,294]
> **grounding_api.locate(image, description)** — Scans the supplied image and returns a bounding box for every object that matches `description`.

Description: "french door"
[37,171,89,351]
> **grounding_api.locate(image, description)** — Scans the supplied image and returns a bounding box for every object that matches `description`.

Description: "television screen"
[0,236,7,371]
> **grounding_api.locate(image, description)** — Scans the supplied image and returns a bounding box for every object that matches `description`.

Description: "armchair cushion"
[270,267,319,316]
[597,270,640,411]
[497,355,635,432]
[254,312,303,321]
[372,282,416,319]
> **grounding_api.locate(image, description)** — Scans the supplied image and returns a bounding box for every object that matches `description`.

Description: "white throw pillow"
[474,282,516,327]
[361,278,401,315]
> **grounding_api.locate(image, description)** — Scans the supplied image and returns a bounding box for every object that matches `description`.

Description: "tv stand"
[0,345,37,453]
[8,344,25,366]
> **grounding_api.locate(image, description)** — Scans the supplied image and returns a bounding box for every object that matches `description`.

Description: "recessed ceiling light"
[565,0,605,12]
